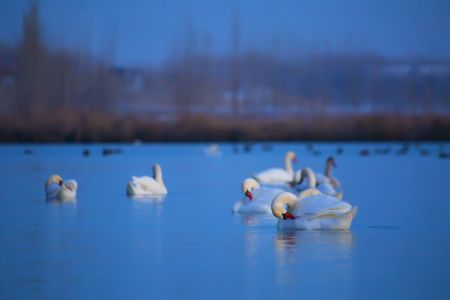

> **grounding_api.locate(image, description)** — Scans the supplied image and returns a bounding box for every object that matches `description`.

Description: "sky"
[1,0,450,66]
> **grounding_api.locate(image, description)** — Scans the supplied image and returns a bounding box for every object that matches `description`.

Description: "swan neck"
[285,155,293,174]
[304,168,316,188]
[153,166,164,185]
[272,193,298,220]
[325,162,332,177]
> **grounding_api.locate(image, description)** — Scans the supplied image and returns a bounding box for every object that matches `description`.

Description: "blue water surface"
[0,143,449,299]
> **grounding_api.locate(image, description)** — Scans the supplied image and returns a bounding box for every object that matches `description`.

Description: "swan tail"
[349,206,357,218]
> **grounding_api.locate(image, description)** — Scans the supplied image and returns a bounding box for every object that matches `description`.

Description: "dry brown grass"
[0,110,449,142]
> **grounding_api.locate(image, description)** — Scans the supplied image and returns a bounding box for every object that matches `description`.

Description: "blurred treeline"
[0,2,449,142]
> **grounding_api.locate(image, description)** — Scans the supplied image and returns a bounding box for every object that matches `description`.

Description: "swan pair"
[45,175,78,201]
[45,164,167,201]
[233,178,356,230]
[253,152,340,188]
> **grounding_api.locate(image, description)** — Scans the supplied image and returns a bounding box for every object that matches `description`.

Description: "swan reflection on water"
[129,195,166,219]
[45,197,77,205]
[274,230,355,287]
[275,229,354,261]
[237,213,278,227]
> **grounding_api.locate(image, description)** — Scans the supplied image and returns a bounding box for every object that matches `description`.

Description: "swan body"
[45,175,77,201]
[318,157,341,188]
[254,151,297,185]
[315,173,330,184]
[127,164,167,197]
[271,189,357,230]
[233,178,284,214]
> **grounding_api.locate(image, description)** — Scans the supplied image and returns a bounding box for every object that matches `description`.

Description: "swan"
[253,151,297,185]
[45,175,77,201]
[315,157,341,188]
[232,178,285,214]
[127,164,168,197]
[205,144,221,157]
[271,189,357,230]
[296,167,342,199]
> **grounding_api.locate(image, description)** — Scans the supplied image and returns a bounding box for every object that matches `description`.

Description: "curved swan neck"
[153,165,164,185]
[325,162,331,177]
[298,188,321,200]
[285,154,294,175]
[242,178,260,193]
[325,157,336,177]
[271,192,298,220]
[303,168,316,188]
[326,160,335,177]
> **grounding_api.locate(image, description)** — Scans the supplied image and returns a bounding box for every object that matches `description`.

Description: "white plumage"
[233,178,284,214]
[271,189,356,230]
[45,175,77,202]
[127,164,167,197]
[296,167,342,199]
[253,151,297,185]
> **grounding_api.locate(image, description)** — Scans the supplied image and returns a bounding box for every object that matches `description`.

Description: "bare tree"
[16,0,45,116]
[229,10,241,116]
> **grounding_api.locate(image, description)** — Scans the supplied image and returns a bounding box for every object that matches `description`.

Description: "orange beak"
[245,191,253,201]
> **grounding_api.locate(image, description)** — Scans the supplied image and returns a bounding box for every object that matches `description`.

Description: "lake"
[0,143,449,299]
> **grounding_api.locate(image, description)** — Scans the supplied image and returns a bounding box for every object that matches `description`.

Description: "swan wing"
[129,176,166,195]
[254,168,293,184]
[315,173,330,184]
[46,183,61,199]
[316,182,337,197]
[295,194,351,217]
[233,187,283,214]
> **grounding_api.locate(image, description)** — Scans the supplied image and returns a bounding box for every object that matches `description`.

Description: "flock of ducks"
[233,151,356,230]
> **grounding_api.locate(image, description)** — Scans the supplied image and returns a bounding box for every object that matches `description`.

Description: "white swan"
[253,151,297,185]
[205,144,222,157]
[127,164,168,197]
[232,178,285,214]
[295,167,342,199]
[315,157,341,188]
[45,175,77,201]
[271,189,357,230]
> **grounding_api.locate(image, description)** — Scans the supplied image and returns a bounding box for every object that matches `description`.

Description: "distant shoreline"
[1,112,449,143]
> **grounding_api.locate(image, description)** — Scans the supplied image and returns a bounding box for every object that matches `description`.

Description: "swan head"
[271,192,297,220]
[295,167,316,188]
[64,180,78,192]
[152,164,162,174]
[46,175,63,187]
[241,178,260,201]
[327,156,337,168]
[286,151,297,163]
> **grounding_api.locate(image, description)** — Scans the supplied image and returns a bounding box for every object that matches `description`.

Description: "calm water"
[0,143,449,299]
